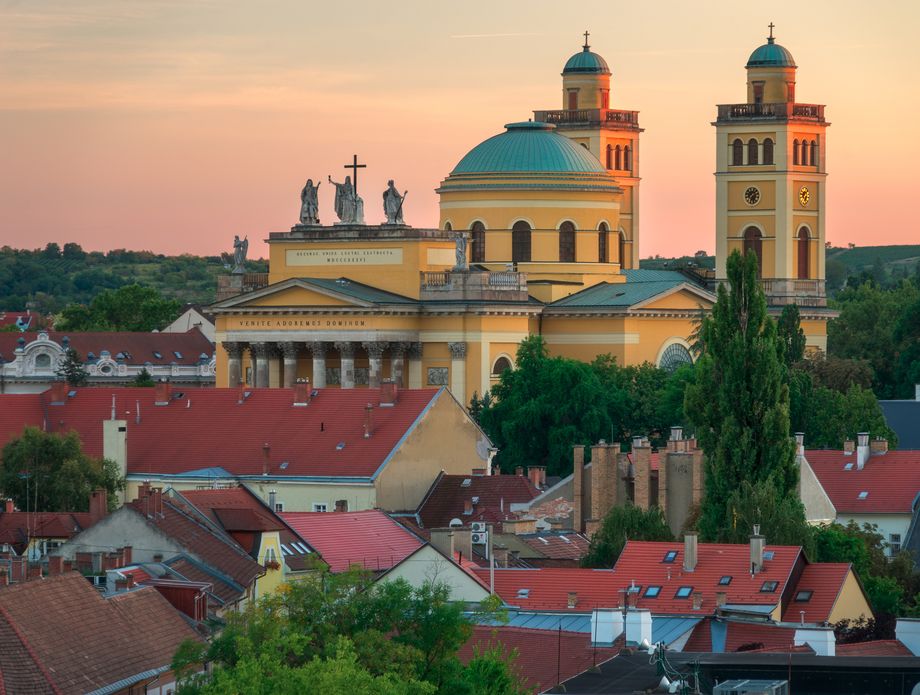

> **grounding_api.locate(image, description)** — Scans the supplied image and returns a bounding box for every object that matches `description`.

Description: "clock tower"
[713,27,831,347]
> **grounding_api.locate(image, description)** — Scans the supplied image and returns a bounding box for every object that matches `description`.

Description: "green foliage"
[467,390,493,424]
[795,353,873,393]
[58,284,181,332]
[55,348,88,386]
[130,367,155,387]
[797,383,897,449]
[685,250,799,542]
[582,503,674,568]
[0,427,123,512]
[174,571,525,695]
[777,305,806,368]
[722,480,815,554]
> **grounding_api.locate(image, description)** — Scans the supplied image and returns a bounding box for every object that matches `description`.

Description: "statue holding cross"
[328,154,366,224]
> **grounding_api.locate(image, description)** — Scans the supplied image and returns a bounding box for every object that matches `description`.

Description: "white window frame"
[312,503,328,513]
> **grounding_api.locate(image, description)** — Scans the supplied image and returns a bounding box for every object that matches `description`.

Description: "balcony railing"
[420,270,528,301]
[760,278,827,307]
[533,108,641,129]
[716,102,825,122]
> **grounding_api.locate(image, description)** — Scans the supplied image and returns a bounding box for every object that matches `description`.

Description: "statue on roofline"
[328,175,364,224]
[232,235,248,274]
[299,179,321,225]
[382,180,407,225]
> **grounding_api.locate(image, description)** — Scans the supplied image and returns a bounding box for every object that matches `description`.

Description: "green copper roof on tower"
[746,25,796,68]
[563,30,611,75]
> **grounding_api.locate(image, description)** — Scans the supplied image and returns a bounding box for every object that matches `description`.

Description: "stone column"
[448,341,467,404]
[268,344,281,388]
[335,341,356,389]
[362,341,388,389]
[250,342,270,388]
[310,341,327,388]
[223,341,243,387]
[407,342,423,389]
[280,341,300,388]
[390,342,409,387]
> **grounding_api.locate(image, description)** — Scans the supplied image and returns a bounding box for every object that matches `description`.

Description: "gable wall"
[57,508,184,564]
[377,545,490,602]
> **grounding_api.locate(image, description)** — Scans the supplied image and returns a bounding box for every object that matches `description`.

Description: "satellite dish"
[640,638,651,651]
[449,518,463,527]
[653,676,671,693]
[475,439,490,461]
[669,681,687,694]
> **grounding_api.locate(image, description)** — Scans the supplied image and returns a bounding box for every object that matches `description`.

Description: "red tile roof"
[0,512,93,553]
[458,625,618,694]
[0,386,442,479]
[683,619,797,653]
[417,473,540,531]
[782,563,852,624]
[836,639,913,656]
[0,329,213,367]
[805,449,920,514]
[470,567,619,611]
[0,572,201,694]
[281,510,423,573]
[611,541,802,615]
[518,532,590,561]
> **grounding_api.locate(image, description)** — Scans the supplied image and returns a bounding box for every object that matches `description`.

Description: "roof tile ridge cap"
[0,602,64,695]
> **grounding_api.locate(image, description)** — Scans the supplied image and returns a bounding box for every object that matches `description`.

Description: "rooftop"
[417,472,540,532]
[471,567,618,611]
[805,449,920,514]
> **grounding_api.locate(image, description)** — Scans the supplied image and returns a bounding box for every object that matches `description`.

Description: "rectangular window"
[662,550,678,563]
[675,586,693,599]
[645,586,661,598]
[718,576,732,586]
[752,81,764,104]
[760,580,779,593]
[890,534,902,555]
[274,502,284,513]
[795,590,813,602]
[312,503,328,513]
[567,90,578,111]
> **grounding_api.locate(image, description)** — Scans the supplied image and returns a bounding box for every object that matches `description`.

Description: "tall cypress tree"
[685,250,799,542]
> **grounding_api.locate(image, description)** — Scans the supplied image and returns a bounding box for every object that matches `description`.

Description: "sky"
[1,0,917,260]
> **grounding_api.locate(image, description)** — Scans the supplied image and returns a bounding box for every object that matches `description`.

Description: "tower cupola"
[745,24,797,103]
[561,32,611,110]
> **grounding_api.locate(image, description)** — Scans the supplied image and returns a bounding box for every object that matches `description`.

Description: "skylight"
[336,442,346,450]
[645,586,661,598]
[280,544,293,556]
[460,478,472,487]
[174,351,183,359]
[844,463,854,470]
[719,576,732,586]
[153,351,163,359]
[517,589,530,599]
[795,590,813,602]
[662,550,678,563]
[763,550,775,560]
[858,491,869,499]
[760,580,779,593]
[675,586,693,599]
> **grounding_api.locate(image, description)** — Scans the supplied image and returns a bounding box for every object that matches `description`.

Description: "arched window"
[659,343,693,373]
[618,230,628,269]
[470,221,485,264]
[800,140,809,166]
[743,226,763,277]
[35,353,51,370]
[748,138,759,165]
[598,222,609,263]
[614,145,622,171]
[444,222,452,232]
[810,140,817,167]
[512,221,531,263]
[763,138,774,165]
[605,145,613,169]
[798,227,810,279]
[793,139,800,166]
[623,146,632,172]
[559,221,576,262]
[491,356,513,376]
[732,139,743,166]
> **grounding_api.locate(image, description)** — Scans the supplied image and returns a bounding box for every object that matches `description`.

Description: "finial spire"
[767,22,775,43]
[583,30,590,51]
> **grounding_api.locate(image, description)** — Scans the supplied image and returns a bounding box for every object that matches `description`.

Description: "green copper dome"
[563,44,611,74]
[450,122,607,175]
[746,37,796,68]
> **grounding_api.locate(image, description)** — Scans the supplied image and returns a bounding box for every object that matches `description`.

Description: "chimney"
[632,437,651,510]
[683,532,698,572]
[28,564,43,580]
[916,383,920,401]
[625,609,652,647]
[856,432,870,470]
[380,379,398,407]
[47,555,63,576]
[3,499,12,514]
[121,546,132,565]
[870,436,889,456]
[590,609,624,647]
[154,380,171,406]
[528,466,544,490]
[843,438,855,455]
[262,442,271,475]
[502,517,537,535]
[89,489,107,524]
[567,591,578,609]
[293,378,311,406]
[364,403,374,438]
[268,490,277,512]
[573,446,585,533]
[670,426,683,442]
[430,528,456,560]
[515,466,524,477]
[463,499,473,515]
[692,591,704,611]
[334,499,348,513]
[103,420,128,503]
[492,546,509,568]
[716,591,727,608]
[750,524,765,575]
[794,627,836,657]
[794,432,805,456]
[48,381,68,404]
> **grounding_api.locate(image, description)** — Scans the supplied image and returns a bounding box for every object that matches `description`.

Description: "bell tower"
[534,33,642,269]
[713,26,831,347]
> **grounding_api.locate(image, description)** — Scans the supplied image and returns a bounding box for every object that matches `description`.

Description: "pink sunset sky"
[1,0,917,260]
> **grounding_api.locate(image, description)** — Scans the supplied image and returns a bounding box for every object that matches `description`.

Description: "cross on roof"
[768,22,775,40]
[343,154,366,196]
[583,30,590,49]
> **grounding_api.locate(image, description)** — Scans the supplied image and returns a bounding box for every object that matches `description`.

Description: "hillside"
[0,244,267,312]
[826,244,920,271]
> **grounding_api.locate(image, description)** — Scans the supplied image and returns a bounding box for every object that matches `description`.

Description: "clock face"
[744,186,761,206]
[799,186,810,207]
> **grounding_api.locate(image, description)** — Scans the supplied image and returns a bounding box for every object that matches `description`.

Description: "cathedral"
[211,29,832,403]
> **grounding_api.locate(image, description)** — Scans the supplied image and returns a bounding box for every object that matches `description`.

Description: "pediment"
[632,284,716,311]
[212,278,377,310]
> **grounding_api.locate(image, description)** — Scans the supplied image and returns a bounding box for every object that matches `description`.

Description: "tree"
[0,427,123,512]
[57,284,181,332]
[130,367,155,387]
[55,348,88,386]
[723,480,814,552]
[800,384,897,449]
[467,390,492,425]
[61,242,86,261]
[172,570,524,695]
[684,250,799,542]
[776,304,806,369]
[42,242,61,259]
[582,503,674,568]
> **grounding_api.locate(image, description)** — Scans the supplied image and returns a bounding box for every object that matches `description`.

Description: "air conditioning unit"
[472,532,488,545]
[471,522,486,533]
[713,680,789,695]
